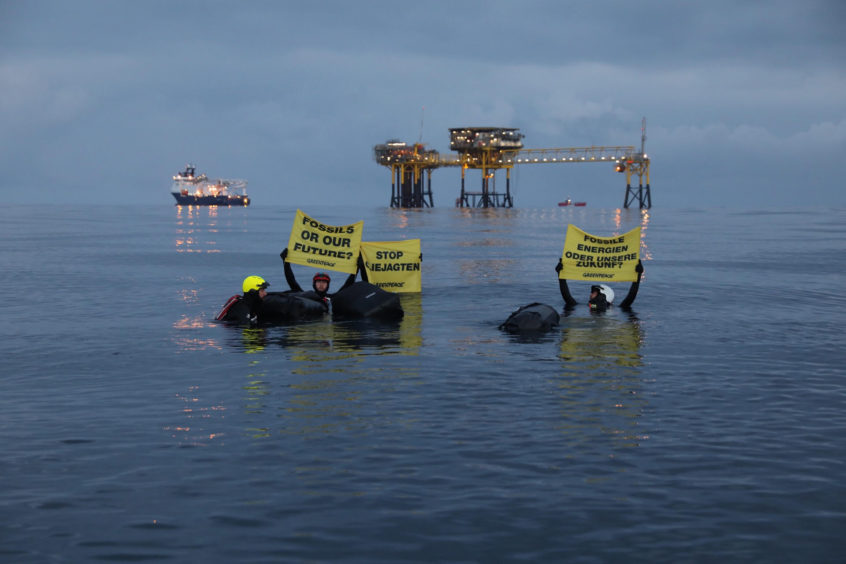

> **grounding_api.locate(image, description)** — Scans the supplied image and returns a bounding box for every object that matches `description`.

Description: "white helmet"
[591,284,615,303]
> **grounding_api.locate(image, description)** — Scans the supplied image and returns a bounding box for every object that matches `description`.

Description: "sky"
[2,0,845,209]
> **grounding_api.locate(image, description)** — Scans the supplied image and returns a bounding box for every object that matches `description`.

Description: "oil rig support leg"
[391,168,399,207]
[459,169,469,207]
[624,183,652,209]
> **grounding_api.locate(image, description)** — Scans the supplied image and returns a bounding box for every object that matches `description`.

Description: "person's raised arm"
[618,260,643,309]
[332,253,365,293]
[556,258,578,307]
[340,271,356,291]
[280,248,303,292]
[357,253,368,283]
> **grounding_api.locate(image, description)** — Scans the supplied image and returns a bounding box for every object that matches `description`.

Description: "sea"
[1,203,844,563]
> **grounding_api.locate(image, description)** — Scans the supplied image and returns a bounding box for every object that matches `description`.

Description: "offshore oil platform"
[373,119,651,209]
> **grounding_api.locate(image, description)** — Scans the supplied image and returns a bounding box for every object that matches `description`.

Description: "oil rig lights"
[373,122,651,209]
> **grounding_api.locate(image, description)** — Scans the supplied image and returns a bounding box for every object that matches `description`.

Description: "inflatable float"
[261,292,327,322]
[331,281,404,320]
[216,291,326,325]
[499,303,560,333]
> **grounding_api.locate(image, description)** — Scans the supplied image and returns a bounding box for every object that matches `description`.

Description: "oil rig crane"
[373,120,651,209]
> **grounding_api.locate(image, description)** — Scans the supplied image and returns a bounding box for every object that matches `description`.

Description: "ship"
[558,199,586,207]
[171,164,250,206]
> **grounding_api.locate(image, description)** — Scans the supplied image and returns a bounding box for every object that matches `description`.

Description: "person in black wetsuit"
[555,259,644,311]
[280,248,357,309]
[215,275,270,326]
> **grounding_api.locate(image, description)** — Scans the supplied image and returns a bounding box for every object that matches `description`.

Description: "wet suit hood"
[589,287,609,312]
[312,272,331,296]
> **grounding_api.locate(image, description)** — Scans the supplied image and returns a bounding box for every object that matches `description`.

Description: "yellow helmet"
[242,275,269,294]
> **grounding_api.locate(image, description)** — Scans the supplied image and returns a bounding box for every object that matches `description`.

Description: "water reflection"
[553,311,648,448]
[388,208,410,229]
[456,207,519,221]
[243,358,272,438]
[164,385,228,447]
[174,205,221,253]
[224,294,423,359]
[613,207,652,262]
[638,208,652,261]
[559,309,643,365]
[457,257,516,284]
[280,318,407,363]
[233,297,423,441]
[172,310,222,351]
[240,327,268,354]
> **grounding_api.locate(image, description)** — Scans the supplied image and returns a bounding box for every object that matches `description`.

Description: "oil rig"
[373,119,651,209]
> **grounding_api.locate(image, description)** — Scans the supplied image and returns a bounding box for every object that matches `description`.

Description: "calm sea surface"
[1,203,844,563]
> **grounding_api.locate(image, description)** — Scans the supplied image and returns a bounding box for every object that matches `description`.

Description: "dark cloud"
[1,0,844,207]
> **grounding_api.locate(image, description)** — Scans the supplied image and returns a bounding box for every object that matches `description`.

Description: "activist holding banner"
[280,210,365,307]
[555,224,644,311]
[359,239,422,293]
[280,247,356,305]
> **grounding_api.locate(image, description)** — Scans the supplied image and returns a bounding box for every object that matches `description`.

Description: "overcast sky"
[2,0,844,208]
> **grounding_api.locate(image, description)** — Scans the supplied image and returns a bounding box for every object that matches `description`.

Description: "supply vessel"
[171,164,249,206]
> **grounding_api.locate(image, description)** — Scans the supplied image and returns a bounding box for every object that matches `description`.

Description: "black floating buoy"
[499,303,560,333]
[332,281,404,320]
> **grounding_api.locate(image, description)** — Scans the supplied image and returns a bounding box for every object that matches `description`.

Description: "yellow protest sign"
[560,225,641,282]
[286,209,363,274]
[360,239,422,293]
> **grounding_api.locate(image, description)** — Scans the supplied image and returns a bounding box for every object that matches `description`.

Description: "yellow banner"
[360,239,422,293]
[286,209,363,274]
[560,225,641,282]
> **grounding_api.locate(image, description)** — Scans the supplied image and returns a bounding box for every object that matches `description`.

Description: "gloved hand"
[280,248,288,261]
[555,258,563,273]
[635,260,643,274]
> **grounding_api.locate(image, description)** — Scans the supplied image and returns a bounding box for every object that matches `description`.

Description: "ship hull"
[172,193,250,206]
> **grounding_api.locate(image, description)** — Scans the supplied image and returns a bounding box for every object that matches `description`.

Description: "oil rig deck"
[373,122,651,209]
